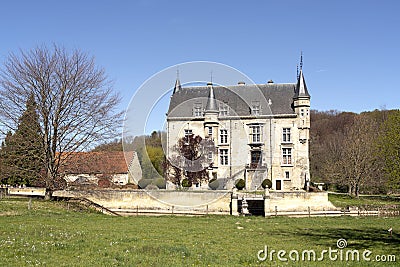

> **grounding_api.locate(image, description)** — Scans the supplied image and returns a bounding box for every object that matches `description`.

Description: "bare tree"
[0,45,122,197]
[165,134,215,187]
[324,114,380,196]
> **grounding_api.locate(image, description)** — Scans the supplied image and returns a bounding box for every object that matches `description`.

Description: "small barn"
[59,151,141,187]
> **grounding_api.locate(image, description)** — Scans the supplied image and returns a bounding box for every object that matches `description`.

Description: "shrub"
[138,179,153,189]
[235,179,245,190]
[98,179,111,188]
[153,178,166,189]
[181,179,192,188]
[145,184,159,190]
[208,178,219,190]
[124,183,138,189]
[261,179,272,189]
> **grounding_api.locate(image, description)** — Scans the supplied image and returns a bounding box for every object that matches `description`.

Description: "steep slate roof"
[168,83,297,118]
[294,70,310,98]
[59,151,134,175]
[205,83,218,112]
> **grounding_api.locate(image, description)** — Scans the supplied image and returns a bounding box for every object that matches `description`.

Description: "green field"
[0,198,399,266]
[329,193,400,209]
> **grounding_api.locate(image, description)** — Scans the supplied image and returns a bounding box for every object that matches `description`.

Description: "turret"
[293,69,310,131]
[204,82,219,140]
[205,82,218,113]
[173,77,181,94]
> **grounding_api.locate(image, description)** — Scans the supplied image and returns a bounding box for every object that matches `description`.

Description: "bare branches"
[0,44,123,191]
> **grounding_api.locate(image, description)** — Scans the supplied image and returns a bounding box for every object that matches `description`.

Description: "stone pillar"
[231,192,239,216]
[264,188,270,217]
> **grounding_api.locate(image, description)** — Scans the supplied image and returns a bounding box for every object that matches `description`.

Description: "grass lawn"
[0,197,399,266]
[329,193,400,209]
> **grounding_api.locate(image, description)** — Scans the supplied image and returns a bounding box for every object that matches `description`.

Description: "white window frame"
[208,151,213,161]
[219,149,229,165]
[250,125,262,143]
[208,127,213,136]
[184,129,193,137]
[220,129,228,144]
[219,102,228,116]
[193,103,203,117]
[282,128,291,143]
[282,148,292,165]
[251,101,260,115]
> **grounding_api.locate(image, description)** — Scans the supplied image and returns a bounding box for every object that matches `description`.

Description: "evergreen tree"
[379,110,400,191]
[0,94,44,186]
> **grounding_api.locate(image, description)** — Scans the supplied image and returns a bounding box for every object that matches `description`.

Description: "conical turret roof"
[294,69,310,98]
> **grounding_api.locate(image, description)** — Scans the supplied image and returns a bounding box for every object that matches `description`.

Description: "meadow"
[0,197,399,266]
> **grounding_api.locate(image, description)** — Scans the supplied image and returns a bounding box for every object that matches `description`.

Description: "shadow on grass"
[273,223,400,253]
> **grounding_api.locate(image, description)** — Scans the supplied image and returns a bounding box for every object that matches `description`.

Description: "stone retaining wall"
[53,189,232,215]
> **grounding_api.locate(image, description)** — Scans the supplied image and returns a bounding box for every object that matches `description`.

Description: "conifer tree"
[379,110,400,191]
[0,94,44,186]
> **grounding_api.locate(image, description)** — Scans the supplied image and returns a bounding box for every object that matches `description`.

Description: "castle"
[165,66,310,191]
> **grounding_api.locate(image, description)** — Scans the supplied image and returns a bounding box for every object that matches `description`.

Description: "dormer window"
[251,101,260,115]
[193,103,203,117]
[219,102,228,116]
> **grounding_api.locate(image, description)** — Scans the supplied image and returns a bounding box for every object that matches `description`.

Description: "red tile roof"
[59,151,134,175]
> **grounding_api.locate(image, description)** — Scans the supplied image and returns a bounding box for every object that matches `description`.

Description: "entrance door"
[276,180,282,190]
[250,151,262,168]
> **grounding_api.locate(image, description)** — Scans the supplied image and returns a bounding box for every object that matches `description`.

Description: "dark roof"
[168,83,298,117]
[173,78,182,94]
[294,70,310,98]
[205,83,218,112]
[59,151,134,175]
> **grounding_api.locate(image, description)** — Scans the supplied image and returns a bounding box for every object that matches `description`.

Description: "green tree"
[379,110,400,191]
[0,94,44,186]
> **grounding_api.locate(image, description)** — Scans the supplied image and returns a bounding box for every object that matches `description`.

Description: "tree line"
[310,109,400,196]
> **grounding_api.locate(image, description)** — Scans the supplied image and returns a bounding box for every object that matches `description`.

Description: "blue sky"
[1,0,399,134]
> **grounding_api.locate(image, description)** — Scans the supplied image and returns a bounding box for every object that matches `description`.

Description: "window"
[220,149,228,165]
[219,102,228,116]
[184,129,193,137]
[208,127,213,136]
[249,125,262,143]
[285,171,290,180]
[282,148,292,165]
[251,101,260,115]
[194,103,203,117]
[250,151,262,168]
[300,109,304,117]
[220,129,228,144]
[208,151,213,161]
[282,128,291,143]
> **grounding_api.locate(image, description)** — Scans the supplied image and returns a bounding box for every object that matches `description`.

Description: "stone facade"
[166,70,310,191]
